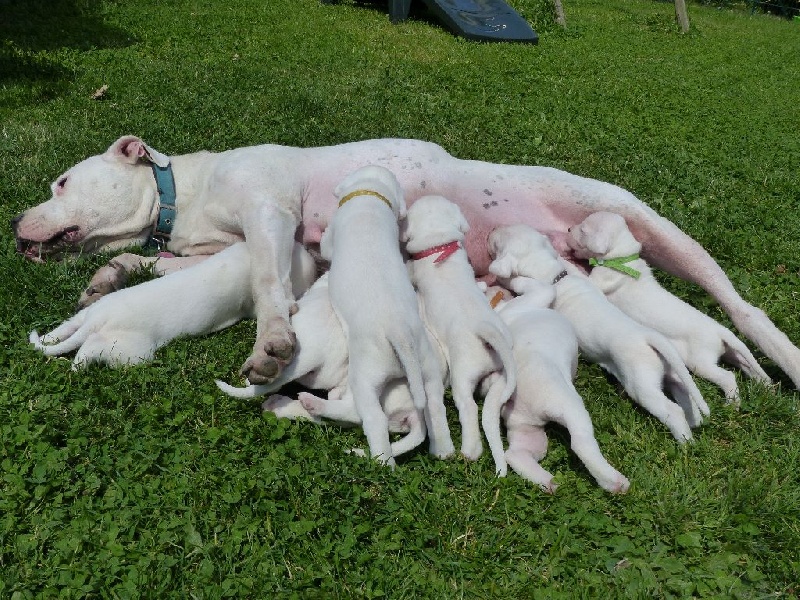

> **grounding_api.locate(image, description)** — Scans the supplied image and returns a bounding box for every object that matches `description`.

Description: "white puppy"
[568,211,772,404]
[488,225,709,443]
[403,195,516,461]
[29,243,314,367]
[215,273,428,444]
[486,276,629,493]
[320,165,455,465]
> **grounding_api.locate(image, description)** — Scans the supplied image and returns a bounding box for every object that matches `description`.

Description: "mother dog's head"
[11,136,167,261]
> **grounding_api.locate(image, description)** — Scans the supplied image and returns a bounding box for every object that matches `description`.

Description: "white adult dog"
[13,137,800,391]
[319,165,454,465]
[488,224,709,443]
[29,243,314,368]
[567,211,772,404]
[485,276,630,493]
[403,195,516,461]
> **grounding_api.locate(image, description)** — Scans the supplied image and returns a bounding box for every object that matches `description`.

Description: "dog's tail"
[476,322,517,477]
[648,332,710,422]
[720,328,772,384]
[29,312,90,357]
[390,331,429,411]
[214,379,277,399]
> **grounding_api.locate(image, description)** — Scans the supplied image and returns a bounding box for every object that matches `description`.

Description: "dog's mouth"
[15,226,83,262]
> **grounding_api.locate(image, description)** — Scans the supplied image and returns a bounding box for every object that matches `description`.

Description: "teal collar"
[150,162,177,247]
[588,254,641,279]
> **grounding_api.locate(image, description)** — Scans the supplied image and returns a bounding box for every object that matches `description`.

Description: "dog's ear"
[399,218,410,243]
[575,221,613,257]
[107,136,169,168]
[320,226,334,261]
[451,203,470,234]
[489,255,515,278]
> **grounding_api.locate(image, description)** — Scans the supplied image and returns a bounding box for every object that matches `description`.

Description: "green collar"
[588,254,641,279]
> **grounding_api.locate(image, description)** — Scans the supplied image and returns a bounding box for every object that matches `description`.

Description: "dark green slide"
[395,0,538,43]
[323,0,538,43]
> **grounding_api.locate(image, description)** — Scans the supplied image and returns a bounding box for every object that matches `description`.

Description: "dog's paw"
[77,261,129,309]
[241,328,296,384]
[599,472,631,495]
[460,438,484,461]
[298,392,326,416]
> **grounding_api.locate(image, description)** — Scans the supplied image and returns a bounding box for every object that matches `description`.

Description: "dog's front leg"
[78,253,210,308]
[240,206,299,384]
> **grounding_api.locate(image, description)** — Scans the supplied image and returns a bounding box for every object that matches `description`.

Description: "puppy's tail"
[720,329,772,383]
[390,333,429,411]
[29,312,90,357]
[648,332,710,421]
[214,379,276,399]
[476,322,517,477]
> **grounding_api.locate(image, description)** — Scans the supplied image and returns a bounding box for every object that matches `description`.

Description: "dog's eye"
[56,176,68,189]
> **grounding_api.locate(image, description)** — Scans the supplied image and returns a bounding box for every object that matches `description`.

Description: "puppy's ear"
[399,218,410,243]
[576,222,613,257]
[396,195,408,220]
[452,204,470,234]
[489,255,515,278]
[320,226,334,261]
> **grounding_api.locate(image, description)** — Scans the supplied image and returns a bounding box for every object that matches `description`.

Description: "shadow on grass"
[0,0,135,107]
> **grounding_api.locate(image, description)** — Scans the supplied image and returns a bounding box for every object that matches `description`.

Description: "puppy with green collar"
[568,212,771,405]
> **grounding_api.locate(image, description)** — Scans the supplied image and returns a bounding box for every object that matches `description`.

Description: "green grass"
[2,0,800,596]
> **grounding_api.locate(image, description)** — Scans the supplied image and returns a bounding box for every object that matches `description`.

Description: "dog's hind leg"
[505,424,556,493]
[555,391,630,494]
[684,359,741,405]
[626,374,693,443]
[448,360,484,461]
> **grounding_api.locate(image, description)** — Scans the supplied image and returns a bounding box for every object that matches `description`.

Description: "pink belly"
[298,140,604,275]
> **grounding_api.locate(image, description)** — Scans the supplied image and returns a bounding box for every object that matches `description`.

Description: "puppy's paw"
[540,479,558,495]
[600,472,631,495]
[460,438,484,462]
[298,391,326,416]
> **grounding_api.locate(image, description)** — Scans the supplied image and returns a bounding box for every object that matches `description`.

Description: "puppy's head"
[567,212,641,259]
[333,165,406,219]
[401,195,469,252]
[488,224,564,283]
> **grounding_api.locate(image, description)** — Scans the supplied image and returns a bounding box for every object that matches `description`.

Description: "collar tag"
[588,254,641,279]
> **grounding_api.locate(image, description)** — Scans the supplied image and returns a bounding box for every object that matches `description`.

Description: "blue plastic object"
[390,0,538,43]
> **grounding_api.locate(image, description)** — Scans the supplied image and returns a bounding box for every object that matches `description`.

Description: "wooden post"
[553,0,566,28]
[675,0,690,33]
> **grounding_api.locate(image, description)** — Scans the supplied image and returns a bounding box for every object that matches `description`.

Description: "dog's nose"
[10,213,24,232]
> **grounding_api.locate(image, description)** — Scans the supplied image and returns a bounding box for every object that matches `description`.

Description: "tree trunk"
[675,0,690,33]
[553,0,566,28]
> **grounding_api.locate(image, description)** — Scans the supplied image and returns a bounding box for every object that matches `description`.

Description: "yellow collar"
[338,189,393,210]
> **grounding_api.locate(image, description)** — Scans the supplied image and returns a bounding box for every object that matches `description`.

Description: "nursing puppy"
[216,274,428,448]
[489,225,708,443]
[568,211,772,404]
[403,195,516,461]
[486,276,629,493]
[320,165,454,465]
[29,243,304,367]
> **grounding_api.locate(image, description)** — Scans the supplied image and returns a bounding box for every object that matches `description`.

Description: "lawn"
[1,0,799,597]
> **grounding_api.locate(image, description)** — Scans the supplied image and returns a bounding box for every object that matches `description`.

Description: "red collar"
[411,240,462,263]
